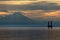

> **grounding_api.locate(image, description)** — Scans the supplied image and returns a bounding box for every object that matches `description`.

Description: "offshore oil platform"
[48,21,53,40]
[48,21,53,29]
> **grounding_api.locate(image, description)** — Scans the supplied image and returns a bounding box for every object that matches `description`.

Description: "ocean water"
[0,27,60,40]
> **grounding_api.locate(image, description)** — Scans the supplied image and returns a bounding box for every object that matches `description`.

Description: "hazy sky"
[0,0,60,1]
[0,0,60,21]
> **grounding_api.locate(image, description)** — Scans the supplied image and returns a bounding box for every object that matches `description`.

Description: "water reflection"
[0,27,60,40]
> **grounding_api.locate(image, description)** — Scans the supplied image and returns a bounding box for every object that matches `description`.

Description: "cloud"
[0,1,60,21]
[0,1,60,11]
[0,0,37,1]
[0,1,36,5]
[22,10,60,21]
[0,10,8,12]
[22,1,60,10]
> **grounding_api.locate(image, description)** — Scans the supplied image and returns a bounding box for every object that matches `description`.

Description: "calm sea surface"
[0,27,60,40]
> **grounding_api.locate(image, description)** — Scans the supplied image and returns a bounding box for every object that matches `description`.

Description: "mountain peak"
[0,12,34,24]
[13,12,22,15]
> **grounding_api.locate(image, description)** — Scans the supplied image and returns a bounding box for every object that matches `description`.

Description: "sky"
[0,0,59,1]
[0,0,60,21]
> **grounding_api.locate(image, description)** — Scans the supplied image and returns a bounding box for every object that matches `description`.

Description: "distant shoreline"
[0,27,60,30]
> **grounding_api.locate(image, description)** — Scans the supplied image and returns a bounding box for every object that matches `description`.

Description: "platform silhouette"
[48,21,53,29]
